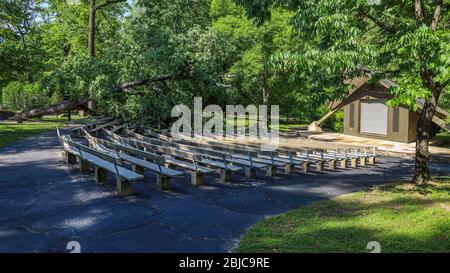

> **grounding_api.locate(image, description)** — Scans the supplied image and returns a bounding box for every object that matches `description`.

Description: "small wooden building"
[312,77,448,143]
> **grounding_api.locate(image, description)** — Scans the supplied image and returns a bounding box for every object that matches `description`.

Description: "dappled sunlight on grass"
[237,177,450,253]
[0,115,77,148]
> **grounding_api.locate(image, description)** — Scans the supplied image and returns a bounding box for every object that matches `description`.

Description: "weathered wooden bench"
[83,132,184,190]
[125,130,267,179]
[70,117,113,137]
[148,130,319,176]
[58,134,143,196]
[110,122,131,133]
[89,120,120,136]
[104,133,218,186]
[259,152,311,174]
[164,136,283,177]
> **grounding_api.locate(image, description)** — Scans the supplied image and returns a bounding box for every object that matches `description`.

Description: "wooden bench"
[111,122,130,133]
[70,117,113,137]
[165,135,278,177]
[104,133,218,186]
[202,138,322,173]
[125,130,266,179]
[58,135,143,196]
[259,153,310,174]
[334,147,378,166]
[89,120,120,136]
[83,132,183,190]
[153,131,324,176]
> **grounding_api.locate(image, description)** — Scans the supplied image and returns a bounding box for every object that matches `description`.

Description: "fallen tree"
[10,70,229,120]
[14,97,91,120]
[8,74,176,120]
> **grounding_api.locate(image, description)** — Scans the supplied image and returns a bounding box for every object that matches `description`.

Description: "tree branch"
[431,0,443,30]
[19,97,91,119]
[94,0,126,11]
[100,10,115,28]
[361,11,395,34]
[113,74,181,93]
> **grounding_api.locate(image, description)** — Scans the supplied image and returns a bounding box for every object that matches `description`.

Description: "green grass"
[224,117,307,133]
[276,123,308,132]
[0,116,74,148]
[37,114,85,123]
[237,177,450,253]
[433,131,450,148]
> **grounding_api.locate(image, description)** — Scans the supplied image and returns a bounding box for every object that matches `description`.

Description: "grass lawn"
[224,117,307,133]
[237,177,450,253]
[0,114,83,149]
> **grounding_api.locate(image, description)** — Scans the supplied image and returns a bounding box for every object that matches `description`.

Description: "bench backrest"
[119,136,202,163]
[144,129,172,142]
[89,120,120,132]
[61,136,118,163]
[111,122,130,133]
[127,131,236,161]
[90,135,165,165]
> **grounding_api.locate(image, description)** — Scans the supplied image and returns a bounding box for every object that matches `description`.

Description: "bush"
[1,81,47,112]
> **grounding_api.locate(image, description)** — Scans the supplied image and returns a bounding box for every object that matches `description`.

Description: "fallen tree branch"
[17,97,91,119]
[112,74,188,92]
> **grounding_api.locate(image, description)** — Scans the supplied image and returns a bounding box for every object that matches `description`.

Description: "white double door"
[360,99,388,135]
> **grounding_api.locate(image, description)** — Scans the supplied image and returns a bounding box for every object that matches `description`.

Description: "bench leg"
[340,159,347,169]
[266,166,277,177]
[79,158,90,173]
[285,164,295,175]
[157,174,171,191]
[368,157,375,165]
[95,167,108,184]
[220,169,232,183]
[301,162,310,174]
[191,172,204,186]
[64,151,77,164]
[132,164,145,176]
[116,177,133,196]
[316,161,324,172]
[360,157,367,166]
[350,158,357,168]
[245,167,256,179]
[328,160,336,170]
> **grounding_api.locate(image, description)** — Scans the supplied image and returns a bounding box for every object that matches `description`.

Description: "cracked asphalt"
[1,129,449,253]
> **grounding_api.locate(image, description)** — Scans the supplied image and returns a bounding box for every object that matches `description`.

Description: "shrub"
[2,81,47,112]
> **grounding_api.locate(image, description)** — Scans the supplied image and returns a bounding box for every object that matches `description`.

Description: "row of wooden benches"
[137,129,377,168]
[147,129,378,165]
[59,119,378,196]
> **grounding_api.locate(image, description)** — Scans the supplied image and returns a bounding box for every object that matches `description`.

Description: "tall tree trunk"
[413,86,441,184]
[261,71,269,105]
[88,0,96,58]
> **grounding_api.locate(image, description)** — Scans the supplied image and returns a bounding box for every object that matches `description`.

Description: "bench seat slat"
[73,150,143,181]
[227,158,266,169]
[92,144,183,177]
[200,159,242,172]
[164,156,216,174]
[61,138,143,181]
[259,154,303,165]
[118,153,183,177]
